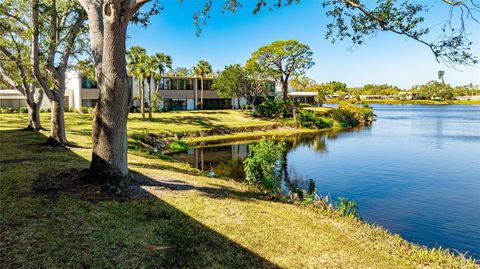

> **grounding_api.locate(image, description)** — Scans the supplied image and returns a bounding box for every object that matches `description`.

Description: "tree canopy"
[247,40,314,99]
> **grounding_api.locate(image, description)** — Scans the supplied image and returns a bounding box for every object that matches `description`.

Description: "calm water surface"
[170,105,480,258]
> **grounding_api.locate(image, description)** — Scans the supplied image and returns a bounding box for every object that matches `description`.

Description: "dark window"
[202,98,231,109]
[164,98,188,111]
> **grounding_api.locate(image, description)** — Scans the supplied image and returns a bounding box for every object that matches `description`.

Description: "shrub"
[331,102,374,127]
[244,138,286,194]
[336,197,359,218]
[79,106,90,114]
[19,107,28,113]
[331,108,358,127]
[295,109,333,129]
[256,99,293,118]
[168,140,189,152]
[0,107,14,114]
[87,107,94,114]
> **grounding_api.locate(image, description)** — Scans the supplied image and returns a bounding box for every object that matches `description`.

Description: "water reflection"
[169,129,363,190]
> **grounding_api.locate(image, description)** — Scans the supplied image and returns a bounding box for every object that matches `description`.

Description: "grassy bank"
[325,99,480,105]
[0,111,477,268]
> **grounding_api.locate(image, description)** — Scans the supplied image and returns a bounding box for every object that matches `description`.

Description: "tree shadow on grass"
[0,129,279,268]
[131,115,227,129]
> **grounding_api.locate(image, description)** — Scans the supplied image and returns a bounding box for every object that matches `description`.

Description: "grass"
[1,111,478,268]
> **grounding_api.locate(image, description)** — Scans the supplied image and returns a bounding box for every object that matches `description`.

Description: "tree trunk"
[26,101,42,130]
[140,79,145,119]
[282,81,289,100]
[25,86,44,130]
[153,79,159,111]
[47,96,67,145]
[147,77,152,120]
[89,19,130,188]
[200,76,204,110]
[251,96,257,115]
[136,77,140,107]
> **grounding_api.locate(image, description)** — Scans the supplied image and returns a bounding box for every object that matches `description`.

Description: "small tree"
[212,64,244,107]
[247,40,314,100]
[31,0,88,145]
[193,60,212,109]
[0,16,44,130]
[244,138,286,194]
[243,61,274,114]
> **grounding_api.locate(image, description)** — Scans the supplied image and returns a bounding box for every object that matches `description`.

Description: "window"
[203,80,213,91]
[187,79,193,90]
[164,98,188,111]
[163,78,170,90]
[203,98,231,109]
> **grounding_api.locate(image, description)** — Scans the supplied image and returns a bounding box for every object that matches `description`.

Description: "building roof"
[288,91,317,97]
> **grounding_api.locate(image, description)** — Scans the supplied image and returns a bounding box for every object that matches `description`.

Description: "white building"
[0,71,248,111]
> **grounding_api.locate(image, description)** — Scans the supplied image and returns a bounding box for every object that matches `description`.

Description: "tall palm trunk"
[147,76,152,120]
[140,79,145,119]
[200,76,204,110]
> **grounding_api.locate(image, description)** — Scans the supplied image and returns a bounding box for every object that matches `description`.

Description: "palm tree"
[152,52,172,110]
[438,70,445,84]
[127,46,147,119]
[194,60,212,110]
[142,55,157,120]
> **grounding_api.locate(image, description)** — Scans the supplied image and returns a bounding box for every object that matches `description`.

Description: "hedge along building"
[0,71,247,111]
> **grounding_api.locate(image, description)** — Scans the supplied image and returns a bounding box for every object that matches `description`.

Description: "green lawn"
[0,111,477,268]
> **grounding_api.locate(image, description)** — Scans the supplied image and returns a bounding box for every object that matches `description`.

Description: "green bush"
[331,108,358,127]
[0,107,14,114]
[19,107,28,113]
[295,109,333,129]
[336,197,359,218]
[331,102,374,127]
[79,106,90,114]
[256,99,293,118]
[168,140,189,152]
[244,138,286,194]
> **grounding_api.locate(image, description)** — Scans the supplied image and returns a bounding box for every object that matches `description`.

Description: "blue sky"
[127,1,480,89]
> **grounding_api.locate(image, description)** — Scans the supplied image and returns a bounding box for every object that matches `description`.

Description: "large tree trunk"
[147,77,152,120]
[47,97,67,145]
[89,14,131,188]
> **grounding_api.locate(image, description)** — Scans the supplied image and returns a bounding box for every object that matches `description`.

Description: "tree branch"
[31,0,55,101]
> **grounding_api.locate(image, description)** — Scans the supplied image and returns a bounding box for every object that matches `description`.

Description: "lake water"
[170,105,480,258]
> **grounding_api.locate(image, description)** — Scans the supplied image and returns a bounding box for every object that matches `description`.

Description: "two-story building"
[0,71,247,111]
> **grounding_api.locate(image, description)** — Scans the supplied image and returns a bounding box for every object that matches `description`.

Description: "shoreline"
[325,100,480,105]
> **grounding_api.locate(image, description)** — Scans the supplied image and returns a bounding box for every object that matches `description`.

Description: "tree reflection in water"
[169,129,363,193]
